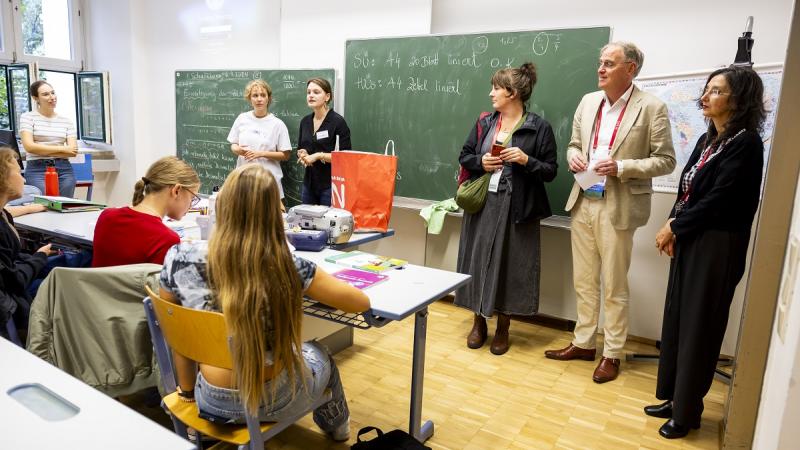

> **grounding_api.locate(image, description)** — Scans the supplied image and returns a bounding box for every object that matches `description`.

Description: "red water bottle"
[44,166,59,196]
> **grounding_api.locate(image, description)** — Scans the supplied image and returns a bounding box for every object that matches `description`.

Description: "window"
[8,63,31,135]
[20,0,73,61]
[11,0,81,70]
[0,2,112,144]
[38,69,76,126]
[77,72,110,142]
[0,67,9,129]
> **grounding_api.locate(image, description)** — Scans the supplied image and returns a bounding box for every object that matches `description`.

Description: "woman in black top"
[648,66,766,439]
[0,147,54,336]
[296,78,351,205]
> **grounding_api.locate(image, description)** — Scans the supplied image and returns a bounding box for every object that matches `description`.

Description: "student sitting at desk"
[0,148,55,336]
[159,164,370,441]
[92,156,200,267]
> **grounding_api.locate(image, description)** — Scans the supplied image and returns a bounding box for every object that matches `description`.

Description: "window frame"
[8,0,83,71]
[76,71,110,143]
[7,62,32,137]
[0,5,15,61]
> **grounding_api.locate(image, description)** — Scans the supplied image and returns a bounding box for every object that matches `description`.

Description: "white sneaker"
[329,419,350,442]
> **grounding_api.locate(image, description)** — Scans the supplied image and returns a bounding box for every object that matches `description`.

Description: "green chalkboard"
[344,27,610,216]
[175,69,335,200]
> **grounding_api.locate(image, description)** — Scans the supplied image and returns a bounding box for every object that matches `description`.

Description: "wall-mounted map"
[639,65,782,193]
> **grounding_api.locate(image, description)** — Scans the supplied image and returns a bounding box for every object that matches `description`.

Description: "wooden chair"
[143,285,332,449]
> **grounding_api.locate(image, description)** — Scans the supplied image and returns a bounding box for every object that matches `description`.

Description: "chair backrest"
[71,153,93,182]
[144,285,233,370]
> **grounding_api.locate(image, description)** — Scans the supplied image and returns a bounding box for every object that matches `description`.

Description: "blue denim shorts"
[195,341,339,425]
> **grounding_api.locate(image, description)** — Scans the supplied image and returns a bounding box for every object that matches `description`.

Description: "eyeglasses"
[182,186,201,207]
[598,60,633,69]
[702,87,731,97]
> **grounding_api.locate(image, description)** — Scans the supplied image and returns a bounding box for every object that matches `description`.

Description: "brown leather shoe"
[544,344,596,361]
[592,357,621,383]
[490,314,511,355]
[467,315,487,349]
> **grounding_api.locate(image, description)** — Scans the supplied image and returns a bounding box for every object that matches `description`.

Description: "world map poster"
[638,65,783,193]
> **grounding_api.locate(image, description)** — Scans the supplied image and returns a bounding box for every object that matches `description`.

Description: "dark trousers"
[656,229,750,425]
[301,183,331,206]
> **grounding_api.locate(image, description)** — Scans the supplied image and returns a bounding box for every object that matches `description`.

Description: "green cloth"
[420,198,459,234]
[27,264,162,397]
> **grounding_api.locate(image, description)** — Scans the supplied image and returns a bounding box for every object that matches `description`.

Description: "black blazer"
[669,130,764,238]
[459,111,558,223]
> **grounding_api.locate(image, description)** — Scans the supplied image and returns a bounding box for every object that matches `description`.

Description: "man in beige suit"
[545,42,675,383]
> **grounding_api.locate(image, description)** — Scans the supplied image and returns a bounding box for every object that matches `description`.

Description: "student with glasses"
[92,156,201,267]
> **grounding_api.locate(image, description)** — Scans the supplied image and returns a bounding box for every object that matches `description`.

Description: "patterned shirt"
[160,241,317,312]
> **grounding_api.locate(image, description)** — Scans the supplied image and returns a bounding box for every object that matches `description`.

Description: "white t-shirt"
[227,112,292,197]
[19,110,77,161]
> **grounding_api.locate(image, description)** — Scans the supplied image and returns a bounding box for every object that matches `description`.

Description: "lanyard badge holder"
[584,98,628,199]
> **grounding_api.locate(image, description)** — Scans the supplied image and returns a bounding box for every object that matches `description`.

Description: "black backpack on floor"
[351,427,431,450]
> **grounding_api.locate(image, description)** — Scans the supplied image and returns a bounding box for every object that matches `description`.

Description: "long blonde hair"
[207,164,304,415]
[133,157,200,206]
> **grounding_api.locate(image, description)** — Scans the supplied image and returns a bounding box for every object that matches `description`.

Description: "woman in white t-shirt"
[227,79,292,199]
[20,80,79,198]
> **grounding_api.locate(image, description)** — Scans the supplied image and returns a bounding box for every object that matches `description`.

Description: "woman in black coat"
[456,63,557,355]
[648,66,766,439]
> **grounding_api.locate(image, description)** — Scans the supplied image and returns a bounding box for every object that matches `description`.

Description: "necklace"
[134,204,162,218]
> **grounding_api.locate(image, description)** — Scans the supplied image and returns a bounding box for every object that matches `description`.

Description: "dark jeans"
[24,159,76,198]
[301,184,332,206]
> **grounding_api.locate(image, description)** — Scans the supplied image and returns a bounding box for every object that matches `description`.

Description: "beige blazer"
[565,86,676,230]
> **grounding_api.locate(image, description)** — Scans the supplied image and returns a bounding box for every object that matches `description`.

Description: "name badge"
[316,130,329,140]
[488,170,502,193]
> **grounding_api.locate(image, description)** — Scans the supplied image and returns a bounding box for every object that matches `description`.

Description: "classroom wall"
[83,0,796,354]
[85,0,283,206]
[422,0,794,354]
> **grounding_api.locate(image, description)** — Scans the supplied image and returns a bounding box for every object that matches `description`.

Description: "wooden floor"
[138,301,727,449]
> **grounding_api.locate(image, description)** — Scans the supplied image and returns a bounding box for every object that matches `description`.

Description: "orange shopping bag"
[331,141,397,232]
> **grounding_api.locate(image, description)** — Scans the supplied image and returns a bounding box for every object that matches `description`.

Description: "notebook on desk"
[33,195,106,213]
[325,250,407,274]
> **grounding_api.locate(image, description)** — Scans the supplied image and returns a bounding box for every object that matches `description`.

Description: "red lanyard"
[679,145,715,202]
[592,97,629,154]
[493,114,504,144]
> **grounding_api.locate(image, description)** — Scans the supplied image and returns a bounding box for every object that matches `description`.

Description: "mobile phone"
[49,243,73,253]
[491,143,505,157]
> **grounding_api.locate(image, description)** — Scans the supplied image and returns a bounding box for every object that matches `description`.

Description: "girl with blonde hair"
[92,156,200,267]
[159,164,369,441]
[227,79,292,199]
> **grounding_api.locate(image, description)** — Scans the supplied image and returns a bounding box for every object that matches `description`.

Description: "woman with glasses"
[20,80,79,198]
[92,156,201,267]
[647,66,766,439]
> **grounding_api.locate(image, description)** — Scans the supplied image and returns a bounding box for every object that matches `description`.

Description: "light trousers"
[570,195,635,359]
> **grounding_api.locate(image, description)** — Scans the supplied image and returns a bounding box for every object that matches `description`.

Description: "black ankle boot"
[644,400,672,418]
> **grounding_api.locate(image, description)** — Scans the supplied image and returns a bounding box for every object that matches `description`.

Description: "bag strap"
[384,140,395,156]
[356,426,384,442]
[476,111,492,143]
